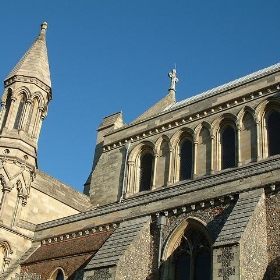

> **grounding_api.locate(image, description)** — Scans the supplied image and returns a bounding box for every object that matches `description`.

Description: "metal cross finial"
[168,69,179,91]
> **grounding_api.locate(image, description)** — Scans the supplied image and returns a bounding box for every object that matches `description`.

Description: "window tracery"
[174,227,211,280]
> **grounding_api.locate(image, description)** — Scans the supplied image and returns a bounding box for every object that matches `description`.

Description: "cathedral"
[0,22,279,280]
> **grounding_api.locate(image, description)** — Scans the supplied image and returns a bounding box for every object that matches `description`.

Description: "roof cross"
[168,69,179,91]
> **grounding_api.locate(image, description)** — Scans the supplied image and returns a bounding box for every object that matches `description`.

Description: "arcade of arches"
[126,106,280,194]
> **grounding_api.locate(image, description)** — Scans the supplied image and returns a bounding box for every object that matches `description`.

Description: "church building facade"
[0,23,279,280]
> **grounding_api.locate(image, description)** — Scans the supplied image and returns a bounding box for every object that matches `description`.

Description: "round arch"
[49,267,66,280]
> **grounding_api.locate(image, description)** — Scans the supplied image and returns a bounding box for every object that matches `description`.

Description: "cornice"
[40,222,119,245]
[4,75,52,100]
[102,83,280,152]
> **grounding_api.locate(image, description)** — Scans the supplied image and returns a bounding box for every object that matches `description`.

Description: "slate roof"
[167,62,280,112]
[213,190,263,247]
[85,217,149,270]
[5,22,51,88]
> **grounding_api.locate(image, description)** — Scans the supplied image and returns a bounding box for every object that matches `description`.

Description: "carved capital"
[26,99,32,105]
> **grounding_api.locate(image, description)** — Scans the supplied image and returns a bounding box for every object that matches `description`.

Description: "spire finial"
[168,69,179,91]
[40,22,48,35]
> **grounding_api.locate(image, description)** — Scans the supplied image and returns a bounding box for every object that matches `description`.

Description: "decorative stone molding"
[102,83,280,152]
[4,75,51,98]
[41,223,119,245]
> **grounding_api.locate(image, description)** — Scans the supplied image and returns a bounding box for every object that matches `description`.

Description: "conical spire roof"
[5,22,51,88]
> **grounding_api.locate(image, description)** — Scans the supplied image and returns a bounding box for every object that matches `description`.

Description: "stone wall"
[115,220,151,280]
[240,192,267,279]
[89,147,125,206]
[264,192,280,279]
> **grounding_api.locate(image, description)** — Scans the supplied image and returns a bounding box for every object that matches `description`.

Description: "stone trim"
[4,75,51,99]
[102,83,280,152]
[36,155,280,231]
[0,224,32,240]
[41,223,119,245]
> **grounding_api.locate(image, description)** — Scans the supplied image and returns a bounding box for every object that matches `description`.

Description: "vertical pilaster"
[210,134,215,174]
[167,149,173,185]
[256,120,261,161]
[193,141,198,178]
[152,154,158,189]
[237,126,242,166]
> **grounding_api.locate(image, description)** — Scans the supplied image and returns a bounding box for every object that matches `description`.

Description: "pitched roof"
[85,217,149,270]
[167,62,280,111]
[22,230,114,264]
[5,22,51,88]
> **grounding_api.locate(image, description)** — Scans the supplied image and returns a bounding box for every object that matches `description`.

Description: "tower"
[0,22,52,226]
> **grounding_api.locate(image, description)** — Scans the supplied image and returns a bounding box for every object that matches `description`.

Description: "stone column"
[167,149,173,185]
[193,141,198,178]
[2,257,11,273]
[33,106,44,139]
[210,135,215,174]
[151,154,159,189]
[126,160,135,196]
[11,193,26,228]
[256,120,261,161]
[0,186,12,222]
[237,126,242,166]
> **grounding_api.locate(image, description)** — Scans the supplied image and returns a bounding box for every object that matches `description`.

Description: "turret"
[0,22,51,225]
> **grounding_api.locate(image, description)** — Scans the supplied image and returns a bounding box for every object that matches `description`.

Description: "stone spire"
[5,22,51,96]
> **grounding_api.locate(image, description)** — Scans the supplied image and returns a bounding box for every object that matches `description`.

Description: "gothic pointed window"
[267,111,280,156]
[1,91,12,130]
[180,139,193,180]
[14,97,25,129]
[174,227,211,280]
[139,152,153,192]
[221,126,236,169]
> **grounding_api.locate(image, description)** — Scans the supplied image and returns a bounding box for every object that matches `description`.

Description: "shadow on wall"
[263,256,280,280]
[117,145,127,201]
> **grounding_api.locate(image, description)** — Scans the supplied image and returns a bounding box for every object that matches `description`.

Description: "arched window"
[180,140,193,180]
[50,268,65,280]
[1,91,12,130]
[221,126,236,169]
[14,97,25,129]
[139,152,153,192]
[174,227,211,280]
[267,111,280,156]
[56,269,64,280]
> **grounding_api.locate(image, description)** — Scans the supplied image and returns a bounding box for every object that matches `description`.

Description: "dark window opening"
[1,92,12,130]
[180,140,193,180]
[174,227,211,280]
[221,126,236,169]
[14,98,25,129]
[267,111,280,156]
[56,270,64,280]
[139,153,153,192]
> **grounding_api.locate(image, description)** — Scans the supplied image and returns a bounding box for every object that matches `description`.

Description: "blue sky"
[0,1,279,192]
